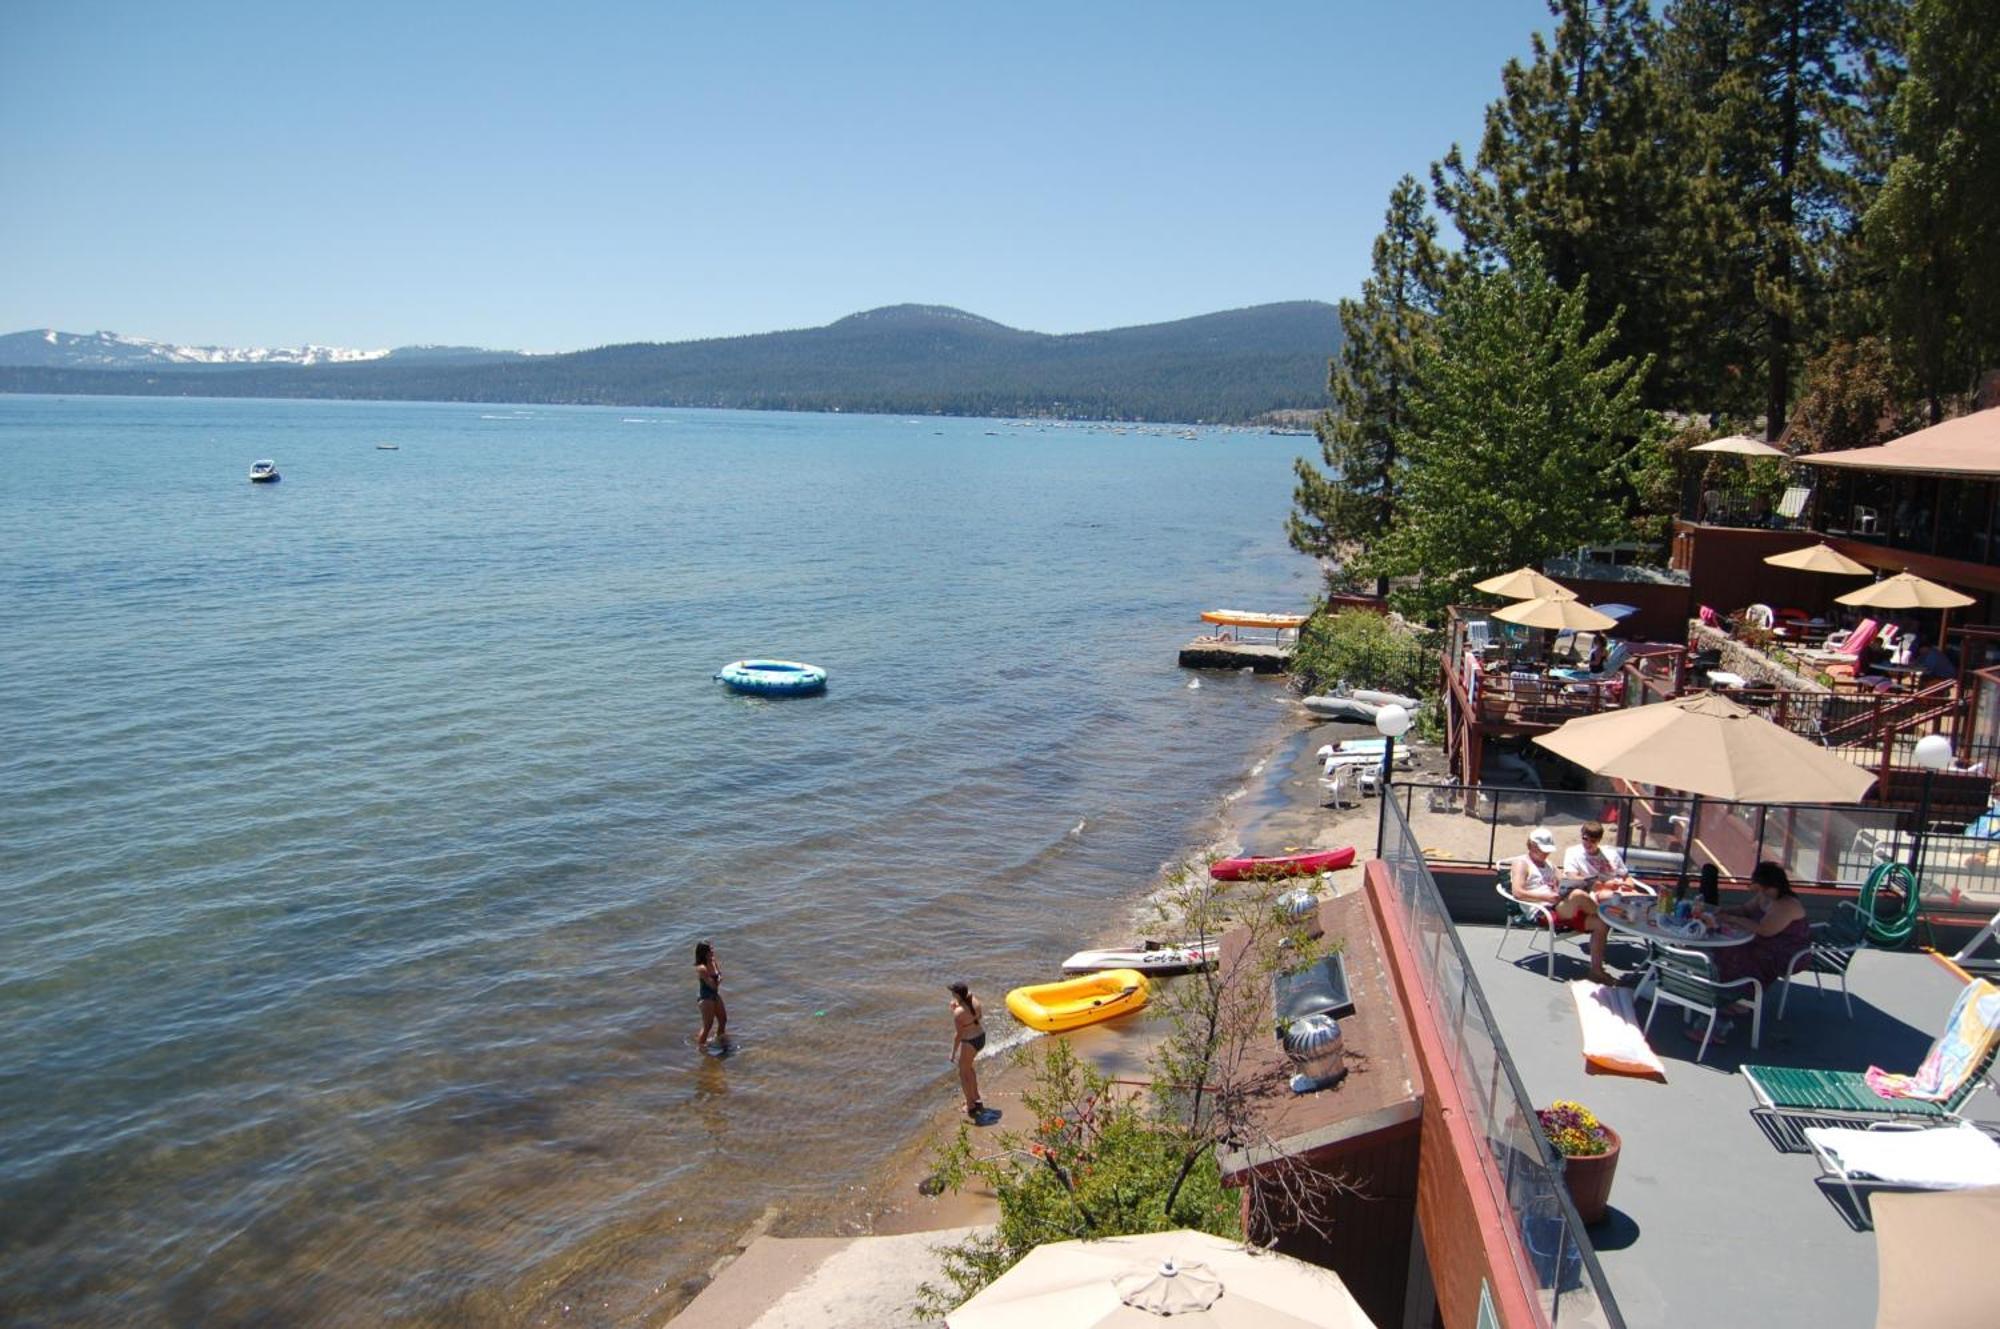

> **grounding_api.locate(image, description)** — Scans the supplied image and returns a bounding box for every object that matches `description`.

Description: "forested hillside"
[0,303,1341,423]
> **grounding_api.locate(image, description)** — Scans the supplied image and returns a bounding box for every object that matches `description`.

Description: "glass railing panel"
[1377,797,1625,1328]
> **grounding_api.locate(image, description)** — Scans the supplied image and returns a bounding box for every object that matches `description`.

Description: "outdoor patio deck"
[1460,926,1998,1329]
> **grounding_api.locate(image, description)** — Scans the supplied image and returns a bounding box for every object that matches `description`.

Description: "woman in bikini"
[695,941,728,1050]
[948,981,985,1120]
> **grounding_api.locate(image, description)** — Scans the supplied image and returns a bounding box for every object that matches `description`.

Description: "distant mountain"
[0,329,526,370]
[0,302,1341,422]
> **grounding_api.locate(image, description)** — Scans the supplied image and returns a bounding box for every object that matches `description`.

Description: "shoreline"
[663,700,1442,1322]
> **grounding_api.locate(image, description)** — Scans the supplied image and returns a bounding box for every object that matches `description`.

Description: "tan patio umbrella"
[1763,542,1871,576]
[1492,596,1619,632]
[1836,571,1975,611]
[1473,567,1577,600]
[1691,434,1788,458]
[1534,692,1877,886]
[945,1229,1376,1328]
[1839,570,1978,646]
[1872,1185,2000,1329]
[1534,691,1877,803]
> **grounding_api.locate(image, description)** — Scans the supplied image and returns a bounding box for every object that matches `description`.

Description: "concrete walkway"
[670,1225,991,1329]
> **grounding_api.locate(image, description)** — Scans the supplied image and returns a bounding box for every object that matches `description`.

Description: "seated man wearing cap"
[1510,827,1616,984]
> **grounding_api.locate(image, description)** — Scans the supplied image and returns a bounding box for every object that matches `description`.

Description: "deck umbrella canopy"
[1472,567,1576,601]
[944,1229,1376,1328]
[1492,596,1618,632]
[1534,692,1878,885]
[1533,692,1878,804]
[1838,570,1977,644]
[1763,542,1872,576]
[1692,434,1788,458]
[1836,571,1976,611]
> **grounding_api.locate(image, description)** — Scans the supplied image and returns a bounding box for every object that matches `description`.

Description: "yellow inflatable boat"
[1006,968,1151,1033]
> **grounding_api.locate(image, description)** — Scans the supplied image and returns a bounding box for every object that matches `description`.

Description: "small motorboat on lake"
[1208,845,1356,882]
[1006,968,1150,1033]
[248,459,280,483]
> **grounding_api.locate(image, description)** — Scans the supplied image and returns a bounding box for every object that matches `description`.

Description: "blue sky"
[0,1,1552,351]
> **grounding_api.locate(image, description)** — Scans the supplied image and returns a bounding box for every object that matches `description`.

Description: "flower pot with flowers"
[1537,1100,1620,1224]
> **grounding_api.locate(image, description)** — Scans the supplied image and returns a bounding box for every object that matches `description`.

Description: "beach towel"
[1570,979,1667,1081]
[1865,980,2000,1102]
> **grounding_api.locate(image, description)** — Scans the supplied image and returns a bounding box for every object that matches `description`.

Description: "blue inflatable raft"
[715,659,828,696]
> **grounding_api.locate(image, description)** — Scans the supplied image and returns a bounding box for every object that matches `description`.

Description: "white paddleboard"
[1061,942,1220,975]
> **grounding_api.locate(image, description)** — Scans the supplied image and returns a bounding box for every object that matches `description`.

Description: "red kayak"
[1208,845,1357,881]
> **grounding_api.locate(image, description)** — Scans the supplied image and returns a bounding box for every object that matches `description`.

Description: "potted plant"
[1537,1100,1620,1224]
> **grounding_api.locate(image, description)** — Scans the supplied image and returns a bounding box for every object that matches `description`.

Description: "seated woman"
[1694,861,1810,1041]
[1511,827,1617,984]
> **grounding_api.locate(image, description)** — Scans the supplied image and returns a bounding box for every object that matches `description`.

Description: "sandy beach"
[665,701,1450,1324]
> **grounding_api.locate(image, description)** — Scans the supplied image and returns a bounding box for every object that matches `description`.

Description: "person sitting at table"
[1691,861,1810,1043]
[1510,827,1618,983]
[1915,640,1957,682]
[1562,821,1645,893]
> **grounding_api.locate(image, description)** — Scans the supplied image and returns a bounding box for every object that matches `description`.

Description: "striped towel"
[1866,980,2000,1102]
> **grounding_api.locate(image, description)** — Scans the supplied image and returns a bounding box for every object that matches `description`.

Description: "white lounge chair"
[1805,1121,2000,1228]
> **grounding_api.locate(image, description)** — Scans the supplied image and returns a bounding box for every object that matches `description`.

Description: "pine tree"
[1863,0,2000,421]
[1431,1,1682,403]
[1289,178,1446,596]
[1360,244,1656,621]
[1658,0,1895,435]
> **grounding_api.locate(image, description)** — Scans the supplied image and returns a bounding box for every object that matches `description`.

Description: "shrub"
[1291,607,1431,698]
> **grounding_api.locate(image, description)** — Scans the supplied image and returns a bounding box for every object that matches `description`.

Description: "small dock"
[1178,640,1292,672]
[1178,609,1306,674]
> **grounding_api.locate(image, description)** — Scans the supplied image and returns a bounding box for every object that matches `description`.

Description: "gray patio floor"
[1462,925,1999,1329]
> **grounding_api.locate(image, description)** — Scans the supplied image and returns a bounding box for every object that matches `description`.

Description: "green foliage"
[1862,0,2000,421]
[1432,0,1683,406]
[1290,608,1432,698]
[1791,336,1917,451]
[1358,244,1657,622]
[917,868,1340,1319]
[1654,0,1896,433]
[1290,178,1446,595]
[915,1041,1241,1317]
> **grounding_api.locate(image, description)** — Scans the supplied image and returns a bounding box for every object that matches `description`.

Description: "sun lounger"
[1805,1122,2000,1228]
[1743,979,2000,1150]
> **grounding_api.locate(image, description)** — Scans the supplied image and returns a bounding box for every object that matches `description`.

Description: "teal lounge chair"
[1744,979,2000,1151]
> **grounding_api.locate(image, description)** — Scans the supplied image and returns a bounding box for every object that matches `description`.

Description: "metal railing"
[1378,797,1624,1328]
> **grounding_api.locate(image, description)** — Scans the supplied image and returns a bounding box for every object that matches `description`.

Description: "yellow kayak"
[1006,968,1151,1033]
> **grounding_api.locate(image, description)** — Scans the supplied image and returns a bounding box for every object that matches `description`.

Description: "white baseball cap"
[1528,828,1557,853]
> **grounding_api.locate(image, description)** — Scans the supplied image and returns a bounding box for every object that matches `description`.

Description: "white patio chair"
[1642,944,1763,1060]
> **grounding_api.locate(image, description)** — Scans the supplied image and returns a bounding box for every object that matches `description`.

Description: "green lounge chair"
[1744,979,2000,1151]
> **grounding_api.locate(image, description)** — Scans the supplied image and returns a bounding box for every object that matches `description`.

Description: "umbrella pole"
[1675,793,1701,894]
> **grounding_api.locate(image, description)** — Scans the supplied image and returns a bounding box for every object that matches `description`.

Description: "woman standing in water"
[695,941,728,1051]
[948,981,985,1120]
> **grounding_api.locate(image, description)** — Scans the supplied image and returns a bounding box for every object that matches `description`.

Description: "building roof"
[1214,890,1420,1180]
[1798,405,2000,478]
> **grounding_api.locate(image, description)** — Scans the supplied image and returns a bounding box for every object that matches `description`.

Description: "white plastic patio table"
[1597,897,1755,948]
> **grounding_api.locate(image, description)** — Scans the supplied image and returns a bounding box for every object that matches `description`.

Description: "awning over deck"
[1797,405,2000,478]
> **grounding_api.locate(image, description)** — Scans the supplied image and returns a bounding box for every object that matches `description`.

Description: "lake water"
[0,395,1314,1325]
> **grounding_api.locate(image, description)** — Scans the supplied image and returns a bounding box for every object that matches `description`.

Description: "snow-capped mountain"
[0,329,522,370]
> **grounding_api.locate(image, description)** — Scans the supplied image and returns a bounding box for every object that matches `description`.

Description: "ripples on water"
[0,397,1313,1325]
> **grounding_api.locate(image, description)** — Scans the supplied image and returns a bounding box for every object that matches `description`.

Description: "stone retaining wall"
[1688,622,1829,693]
